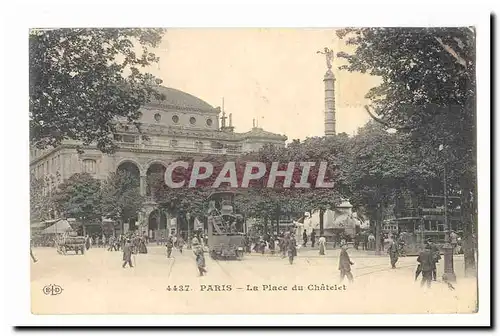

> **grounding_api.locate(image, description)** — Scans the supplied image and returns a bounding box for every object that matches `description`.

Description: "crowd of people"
[31,225,465,287]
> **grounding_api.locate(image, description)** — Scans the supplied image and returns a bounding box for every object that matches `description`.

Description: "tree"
[235,138,347,235]
[52,173,102,233]
[337,27,476,273]
[346,123,409,252]
[30,175,54,223]
[101,170,145,229]
[30,28,166,153]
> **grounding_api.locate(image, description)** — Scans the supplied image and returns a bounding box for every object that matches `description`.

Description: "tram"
[388,196,463,255]
[206,190,246,260]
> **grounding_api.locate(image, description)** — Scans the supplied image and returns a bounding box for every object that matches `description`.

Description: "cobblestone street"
[31,246,477,314]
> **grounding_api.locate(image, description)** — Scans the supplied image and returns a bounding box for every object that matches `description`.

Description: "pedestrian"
[379,233,385,252]
[258,236,266,255]
[340,234,347,248]
[30,245,38,263]
[353,232,359,250]
[387,238,399,268]
[281,232,290,259]
[122,239,133,268]
[193,241,207,276]
[138,236,148,254]
[85,235,90,250]
[362,231,368,250]
[166,236,174,258]
[318,236,326,255]
[310,230,316,248]
[427,239,441,281]
[368,232,375,250]
[302,229,308,247]
[177,236,184,254]
[269,236,276,255]
[338,245,354,283]
[107,236,114,251]
[288,234,298,265]
[417,244,434,288]
[450,230,458,255]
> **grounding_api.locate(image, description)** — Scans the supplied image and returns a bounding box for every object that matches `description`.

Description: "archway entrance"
[148,209,167,242]
[117,161,141,180]
[146,163,167,197]
[116,161,141,233]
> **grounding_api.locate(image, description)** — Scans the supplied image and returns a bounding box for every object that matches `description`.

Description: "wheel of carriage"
[61,246,67,255]
[210,250,217,260]
[235,250,243,260]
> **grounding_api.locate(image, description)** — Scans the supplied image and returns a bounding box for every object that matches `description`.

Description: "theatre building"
[30,86,287,238]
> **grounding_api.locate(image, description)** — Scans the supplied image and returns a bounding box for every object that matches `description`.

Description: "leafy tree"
[30,28,166,153]
[101,170,145,228]
[346,123,409,251]
[52,173,102,232]
[337,27,477,273]
[30,175,55,223]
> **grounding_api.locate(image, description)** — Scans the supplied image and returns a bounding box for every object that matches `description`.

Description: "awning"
[41,219,73,234]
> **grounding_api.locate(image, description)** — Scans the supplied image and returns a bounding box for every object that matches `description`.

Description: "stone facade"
[30,86,287,236]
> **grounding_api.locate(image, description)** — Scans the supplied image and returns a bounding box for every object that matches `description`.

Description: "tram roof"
[389,217,421,222]
[207,190,241,199]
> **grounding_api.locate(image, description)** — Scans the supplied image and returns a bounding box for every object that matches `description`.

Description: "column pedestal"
[442,243,456,282]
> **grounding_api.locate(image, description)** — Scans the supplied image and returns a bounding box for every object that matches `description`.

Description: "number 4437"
[166,285,190,291]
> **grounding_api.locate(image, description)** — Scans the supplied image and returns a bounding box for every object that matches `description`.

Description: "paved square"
[30,246,477,314]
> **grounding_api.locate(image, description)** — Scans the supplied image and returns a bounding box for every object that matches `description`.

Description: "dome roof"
[147,86,215,112]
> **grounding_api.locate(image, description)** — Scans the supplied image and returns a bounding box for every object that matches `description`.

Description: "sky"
[146,28,381,141]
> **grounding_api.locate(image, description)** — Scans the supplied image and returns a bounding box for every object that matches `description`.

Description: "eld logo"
[43,284,63,296]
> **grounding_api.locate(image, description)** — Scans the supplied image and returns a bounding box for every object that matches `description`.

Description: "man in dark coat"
[338,245,354,283]
[302,229,308,247]
[122,239,133,268]
[166,236,174,258]
[427,239,441,280]
[288,234,297,265]
[417,245,434,287]
[310,230,316,248]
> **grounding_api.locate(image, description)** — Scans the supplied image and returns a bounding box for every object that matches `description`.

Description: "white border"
[1,0,492,328]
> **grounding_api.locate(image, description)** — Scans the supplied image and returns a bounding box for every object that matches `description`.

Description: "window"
[170,139,178,147]
[154,113,161,122]
[190,117,196,125]
[82,159,96,174]
[172,115,179,123]
[114,134,123,142]
[206,118,213,126]
[122,135,136,143]
[195,141,204,151]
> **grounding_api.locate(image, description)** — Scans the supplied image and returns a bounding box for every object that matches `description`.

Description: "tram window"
[424,221,430,231]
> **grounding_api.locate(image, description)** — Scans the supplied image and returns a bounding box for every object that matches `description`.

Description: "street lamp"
[186,212,191,248]
[439,144,456,283]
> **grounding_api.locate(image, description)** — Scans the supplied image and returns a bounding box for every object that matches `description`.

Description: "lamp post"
[186,212,191,249]
[439,144,456,283]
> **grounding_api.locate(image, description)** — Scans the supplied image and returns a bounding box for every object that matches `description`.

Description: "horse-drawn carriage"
[56,234,86,255]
